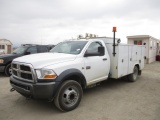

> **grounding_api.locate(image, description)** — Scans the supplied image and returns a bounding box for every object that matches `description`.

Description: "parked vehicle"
[0,44,52,76]
[10,37,145,111]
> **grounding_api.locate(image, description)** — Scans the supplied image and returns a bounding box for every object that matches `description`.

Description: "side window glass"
[38,46,48,52]
[86,42,102,53]
[27,47,37,54]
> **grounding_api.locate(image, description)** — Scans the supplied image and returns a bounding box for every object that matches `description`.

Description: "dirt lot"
[0,62,160,120]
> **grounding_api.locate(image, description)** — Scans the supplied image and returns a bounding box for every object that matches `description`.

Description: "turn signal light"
[0,59,4,63]
[44,74,57,79]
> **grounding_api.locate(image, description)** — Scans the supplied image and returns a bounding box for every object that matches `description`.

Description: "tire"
[54,80,83,111]
[128,66,138,82]
[5,63,12,76]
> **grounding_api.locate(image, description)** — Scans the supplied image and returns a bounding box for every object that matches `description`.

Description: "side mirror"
[84,46,105,57]
[98,46,105,56]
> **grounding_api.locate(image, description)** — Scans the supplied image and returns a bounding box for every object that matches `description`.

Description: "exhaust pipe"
[10,88,15,92]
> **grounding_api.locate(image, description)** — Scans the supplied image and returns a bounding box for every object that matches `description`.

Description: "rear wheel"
[128,66,138,82]
[5,63,12,76]
[54,80,83,111]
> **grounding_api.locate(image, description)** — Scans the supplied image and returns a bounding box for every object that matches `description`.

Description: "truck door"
[84,41,109,85]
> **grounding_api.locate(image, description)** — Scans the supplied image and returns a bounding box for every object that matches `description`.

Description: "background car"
[0,44,55,76]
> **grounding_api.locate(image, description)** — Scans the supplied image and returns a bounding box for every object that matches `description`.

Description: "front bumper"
[10,76,59,99]
[0,65,5,72]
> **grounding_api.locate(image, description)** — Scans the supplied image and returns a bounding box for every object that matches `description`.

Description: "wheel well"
[64,75,86,89]
[135,64,141,75]
[5,61,12,69]
[135,64,140,70]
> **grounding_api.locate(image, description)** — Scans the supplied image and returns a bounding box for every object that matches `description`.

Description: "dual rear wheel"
[128,66,139,82]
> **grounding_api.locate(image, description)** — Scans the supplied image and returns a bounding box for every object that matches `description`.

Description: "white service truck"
[10,37,144,111]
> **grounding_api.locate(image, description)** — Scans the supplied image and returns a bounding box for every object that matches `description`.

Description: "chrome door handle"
[103,58,107,61]
[86,66,91,69]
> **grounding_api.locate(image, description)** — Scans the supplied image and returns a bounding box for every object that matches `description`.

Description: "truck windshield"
[50,41,88,54]
[12,47,27,54]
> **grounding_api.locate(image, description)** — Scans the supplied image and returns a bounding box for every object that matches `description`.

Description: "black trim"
[10,75,56,99]
[55,69,86,84]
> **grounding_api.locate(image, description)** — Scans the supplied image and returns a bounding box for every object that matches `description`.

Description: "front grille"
[20,65,31,71]
[21,73,33,80]
[12,63,17,69]
[12,70,18,76]
[12,62,35,82]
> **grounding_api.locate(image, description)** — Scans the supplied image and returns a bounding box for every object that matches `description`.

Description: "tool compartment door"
[117,45,129,77]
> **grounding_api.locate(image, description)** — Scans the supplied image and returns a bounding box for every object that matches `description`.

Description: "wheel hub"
[63,87,78,106]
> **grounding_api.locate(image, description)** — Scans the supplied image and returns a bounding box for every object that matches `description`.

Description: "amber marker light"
[0,59,4,63]
[44,74,57,79]
[113,27,117,32]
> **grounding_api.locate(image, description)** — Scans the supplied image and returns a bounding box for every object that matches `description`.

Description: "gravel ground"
[0,61,160,120]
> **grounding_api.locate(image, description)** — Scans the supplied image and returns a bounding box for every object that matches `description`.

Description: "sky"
[0,0,160,47]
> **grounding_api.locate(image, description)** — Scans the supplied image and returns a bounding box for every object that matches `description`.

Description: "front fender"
[56,69,86,85]
[52,68,87,98]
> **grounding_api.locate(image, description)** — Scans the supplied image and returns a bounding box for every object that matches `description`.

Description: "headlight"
[0,59,4,63]
[36,69,57,79]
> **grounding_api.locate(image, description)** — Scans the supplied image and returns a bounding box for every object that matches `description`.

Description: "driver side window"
[27,47,37,54]
[86,42,102,53]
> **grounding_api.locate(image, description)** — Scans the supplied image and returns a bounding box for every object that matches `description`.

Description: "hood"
[0,54,20,58]
[13,53,77,69]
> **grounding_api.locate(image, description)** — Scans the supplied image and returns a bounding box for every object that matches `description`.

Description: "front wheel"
[5,63,12,76]
[54,80,83,111]
[128,66,138,82]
